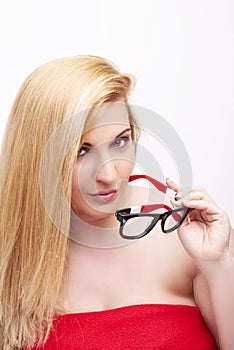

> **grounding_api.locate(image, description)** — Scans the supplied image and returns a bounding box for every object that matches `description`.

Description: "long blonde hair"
[0,55,138,349]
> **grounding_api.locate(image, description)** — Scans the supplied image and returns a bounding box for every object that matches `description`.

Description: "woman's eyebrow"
[114,128,131,139]
[81,128,132,148]
[81,142,92,147]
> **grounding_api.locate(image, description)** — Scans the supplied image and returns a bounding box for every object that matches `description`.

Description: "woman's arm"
[194,254,234,349]
[166,179,234,350]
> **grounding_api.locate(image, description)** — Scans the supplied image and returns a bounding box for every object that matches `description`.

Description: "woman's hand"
[166,178,231,264]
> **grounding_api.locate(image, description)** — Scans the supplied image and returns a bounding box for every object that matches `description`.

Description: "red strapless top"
[29,304,217,349]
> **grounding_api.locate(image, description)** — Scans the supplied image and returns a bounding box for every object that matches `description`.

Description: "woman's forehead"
[92,102,130,126]
[81,102,130,141]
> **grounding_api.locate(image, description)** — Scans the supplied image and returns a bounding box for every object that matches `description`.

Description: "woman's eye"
[112,137,130,148]
[77,147,90,158]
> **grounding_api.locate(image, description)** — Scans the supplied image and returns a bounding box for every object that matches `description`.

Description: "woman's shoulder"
[128,184,196,274]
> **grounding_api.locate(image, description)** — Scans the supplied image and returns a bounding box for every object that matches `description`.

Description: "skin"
[64,102,234,349]
[71,102,135,227]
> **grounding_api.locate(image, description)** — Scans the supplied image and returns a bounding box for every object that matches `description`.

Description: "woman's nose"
[95,159,117,184]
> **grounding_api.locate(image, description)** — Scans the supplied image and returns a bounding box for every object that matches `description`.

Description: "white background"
[0,0,233,224]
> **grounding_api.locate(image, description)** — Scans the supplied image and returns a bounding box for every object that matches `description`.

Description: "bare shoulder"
[126,185,196,300]
[129,183,195,271]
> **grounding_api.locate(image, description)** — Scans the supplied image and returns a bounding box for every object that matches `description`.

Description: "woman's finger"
[176,191,210,204]
[166,178,178,192]
[176,188,216,205]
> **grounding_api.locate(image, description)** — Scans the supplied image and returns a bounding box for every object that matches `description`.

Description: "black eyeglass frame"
[116,206,189,240]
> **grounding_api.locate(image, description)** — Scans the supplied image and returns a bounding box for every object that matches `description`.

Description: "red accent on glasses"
[140,203,172,213]
[129,174,168,194]
[128,174,181,221]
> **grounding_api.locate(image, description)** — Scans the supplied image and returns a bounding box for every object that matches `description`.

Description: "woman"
[0,55,233,349]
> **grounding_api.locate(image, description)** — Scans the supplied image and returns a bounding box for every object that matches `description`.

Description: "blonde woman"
[0,56,233,350]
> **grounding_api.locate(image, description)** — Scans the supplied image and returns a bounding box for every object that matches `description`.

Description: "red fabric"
[29,304,217,349]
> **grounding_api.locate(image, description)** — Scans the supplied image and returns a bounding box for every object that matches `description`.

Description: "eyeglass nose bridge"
[144,215,161,236]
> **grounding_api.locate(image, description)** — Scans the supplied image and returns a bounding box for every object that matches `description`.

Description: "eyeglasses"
[115,174,189,240]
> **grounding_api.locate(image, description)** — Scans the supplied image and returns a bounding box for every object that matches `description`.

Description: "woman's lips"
[90,190,118,202]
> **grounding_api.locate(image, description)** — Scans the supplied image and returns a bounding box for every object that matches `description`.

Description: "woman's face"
[71,102,136,226]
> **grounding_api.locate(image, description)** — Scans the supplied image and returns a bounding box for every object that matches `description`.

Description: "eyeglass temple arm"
[129,204,181,221]
[128,174,177,199]
[140,203,172,213]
